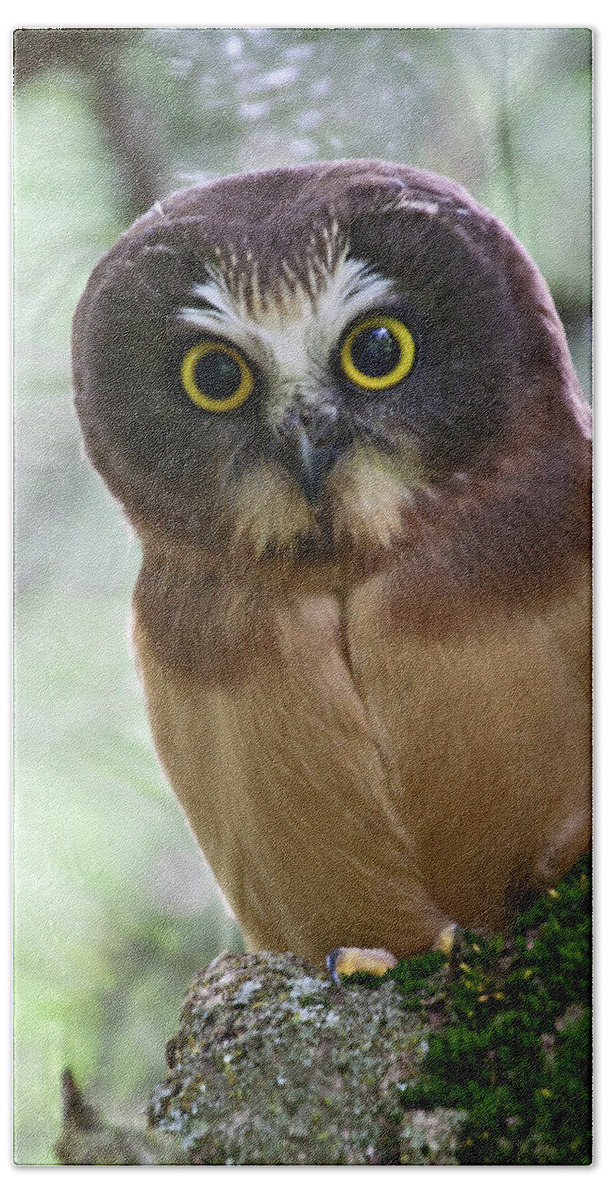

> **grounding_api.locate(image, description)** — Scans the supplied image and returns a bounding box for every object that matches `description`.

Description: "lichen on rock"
[148,949,462,1165]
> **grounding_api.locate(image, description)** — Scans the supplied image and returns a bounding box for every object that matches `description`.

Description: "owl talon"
[433,922,462,957]
[431,921,462,969]
[327,946,398,984]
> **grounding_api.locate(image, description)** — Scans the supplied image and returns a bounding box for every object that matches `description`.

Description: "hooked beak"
[272,409,351,504]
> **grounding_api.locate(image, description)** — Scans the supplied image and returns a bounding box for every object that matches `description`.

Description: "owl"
[72,160,591,972]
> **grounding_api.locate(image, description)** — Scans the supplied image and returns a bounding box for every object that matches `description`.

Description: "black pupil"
[351,326,401,377]
[194,350,242,400]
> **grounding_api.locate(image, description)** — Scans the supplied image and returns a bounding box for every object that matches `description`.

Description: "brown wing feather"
[345,564,591,928]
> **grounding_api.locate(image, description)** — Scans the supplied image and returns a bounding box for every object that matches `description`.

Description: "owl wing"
[344,562,591,931]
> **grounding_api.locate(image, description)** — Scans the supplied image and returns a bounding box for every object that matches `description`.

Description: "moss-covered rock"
[55,857,591,1165]
[383,855,592,1165]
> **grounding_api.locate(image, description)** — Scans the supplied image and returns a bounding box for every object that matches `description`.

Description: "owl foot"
[326,946,398,984]
[433,922,465,986]
[432,922,461,956]
[327,924,462,984]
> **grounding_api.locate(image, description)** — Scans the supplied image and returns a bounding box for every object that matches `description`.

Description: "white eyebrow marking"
[178,251,398,362]
[176,249,401,427]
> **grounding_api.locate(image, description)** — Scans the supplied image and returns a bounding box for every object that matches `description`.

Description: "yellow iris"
[340,315,416,390]
[180,340,254,412]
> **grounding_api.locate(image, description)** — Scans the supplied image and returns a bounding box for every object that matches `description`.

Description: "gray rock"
[148,950,464,1165]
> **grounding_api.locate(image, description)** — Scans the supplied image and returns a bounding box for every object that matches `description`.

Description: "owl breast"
[132,558,590,964]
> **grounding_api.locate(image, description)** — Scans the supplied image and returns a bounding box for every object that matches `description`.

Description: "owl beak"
[290,426,338,503]
[273,409,350,504]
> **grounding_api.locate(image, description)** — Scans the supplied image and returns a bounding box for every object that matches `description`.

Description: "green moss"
[372,856,591,1165]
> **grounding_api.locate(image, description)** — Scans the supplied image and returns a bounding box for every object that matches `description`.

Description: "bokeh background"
[13,27,592,1164]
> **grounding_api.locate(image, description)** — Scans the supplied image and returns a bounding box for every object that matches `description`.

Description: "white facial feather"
[178,248,399,425]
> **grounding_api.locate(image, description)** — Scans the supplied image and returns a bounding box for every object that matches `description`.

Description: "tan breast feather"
[132,552,590,965]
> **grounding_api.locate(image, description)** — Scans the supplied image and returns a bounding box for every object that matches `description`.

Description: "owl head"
[73,160,589,583]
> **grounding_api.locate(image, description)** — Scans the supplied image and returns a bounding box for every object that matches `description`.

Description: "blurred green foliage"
[13,28,591,1164]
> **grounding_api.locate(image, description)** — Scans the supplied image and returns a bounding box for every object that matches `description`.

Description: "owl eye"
[340,315,416,390]
[180,340,254,412]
